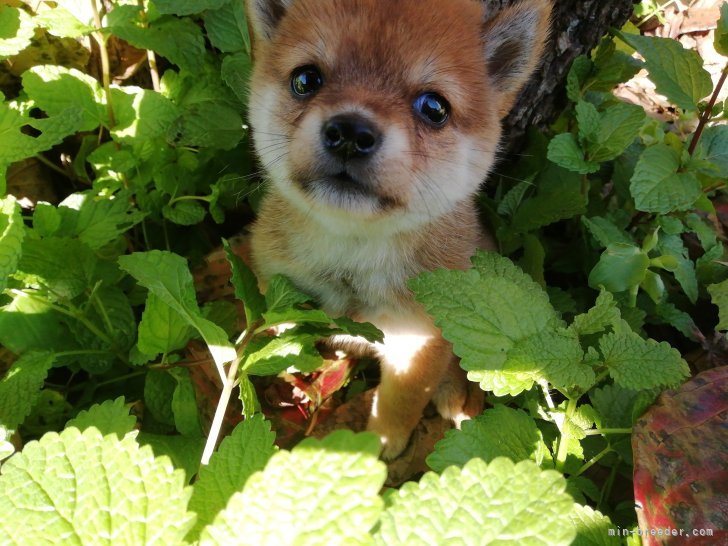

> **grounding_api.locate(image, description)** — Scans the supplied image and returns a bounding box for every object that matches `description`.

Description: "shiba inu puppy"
[245,0,551,459]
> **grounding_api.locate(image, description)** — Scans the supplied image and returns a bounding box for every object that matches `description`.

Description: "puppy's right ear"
[246,0,293,42]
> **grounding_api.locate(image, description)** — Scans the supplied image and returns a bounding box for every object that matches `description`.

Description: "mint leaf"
[0,292,75,354]
[205,1,251,53]
[221,52,252,104]
[588,243,649,293]
[547,133,599,174]
[154,0,227,16]
[715,2,728,57]
[630,144,701,213]
[22,65,106,131]
[582,216,633,247]
[427,405,550,472]
[137,293,195,359]
[0,195,24,292]
[589,383,643,428]
[119,250,236,367]
[223,238,265,326]
[243,333,322,375]
[163,200,207,225]
[188,416,277,540]
[570,504,621,546]
[264,274,313,313]
[332,316,384,343]
[137,433,204,482]
[66,397,136,438]
[588,102,646,162]
[0,352,55,431]
[111,87,179,144]
[376,458,576,546]
[616,32,712,111]
[0,428,195,545]
[34,6,94,38]
[708,278,728,331]
[576,100,601,143]
[144,370,177,427]
[599,329,689,390]
[570,290,621,336]
[199,431,386,546]
[693,125,728,178]
[169,368,202,437]
[657,232,698,303]
[0,5,35,58]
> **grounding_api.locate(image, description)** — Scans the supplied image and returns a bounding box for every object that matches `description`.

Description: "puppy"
[245,0,551,459]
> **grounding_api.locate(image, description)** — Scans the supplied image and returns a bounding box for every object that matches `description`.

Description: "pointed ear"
[482,0,552,116]
[245,0,294,43]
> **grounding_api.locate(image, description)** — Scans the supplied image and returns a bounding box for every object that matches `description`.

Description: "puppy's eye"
[413,92,450,127]
[291,65,323,97]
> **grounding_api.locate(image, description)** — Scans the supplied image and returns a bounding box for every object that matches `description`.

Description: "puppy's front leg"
[367,330,452,460]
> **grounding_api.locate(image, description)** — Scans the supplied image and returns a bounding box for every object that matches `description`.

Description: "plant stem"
[90,0,116,128]
[200,321,262,467]
[583,427,632,436]
[574,446,613,477]
[35,154,71,179]
[555,396,579,473]
[136,0,160,91]
[688,63,728,156]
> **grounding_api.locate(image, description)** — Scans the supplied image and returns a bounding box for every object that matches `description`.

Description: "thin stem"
[574,446,613,477]
[90,0,116,128]
[35,154,71,179]
[136,0,160,91]
[583,427,632,436]
[688,63,728,156]
[200,321,262,467]
[540,381,555,410]
[555,397,579,473]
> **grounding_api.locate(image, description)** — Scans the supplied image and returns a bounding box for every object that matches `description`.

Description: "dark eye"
[290,65,323,97]
[413,92,450,127]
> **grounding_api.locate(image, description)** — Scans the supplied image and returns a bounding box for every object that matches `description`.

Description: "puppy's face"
[247,0,550,228]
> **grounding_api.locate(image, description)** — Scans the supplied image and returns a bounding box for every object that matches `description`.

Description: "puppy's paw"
[434,379,484,429]
[366,418,412,461]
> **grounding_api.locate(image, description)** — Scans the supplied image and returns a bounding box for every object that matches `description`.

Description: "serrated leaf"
[223,238,265,326]
[119,250,236,367]
[244,334,322,375]
[599,330,689,390]
[199,431,386,546]
[582,216,633,248]
[657,232,698,303]
[204,1,251,53]
[630,144,702,213]
[0,427,195,545]
[170,368,202,437]
[137,293,195,359]
[163,200,207,225]
[0,352,55,431]
[616,32,712,111]
[0,195,24,292]
[570,290,621,336]
[188,416,277,540]
[497,178,533,217]
[693,125,728,178]
[22,65,106,131]
[427,405,550,472]
[137,432,204,481]
[708,278,728,331]
[588,102,645,162]
[0,292,76,354]
[221,52,253,104]
[570,504,621,546]
[154,0,227,16]
[590,383,643,429]
[34,7,94,38]
[167,100,244,149]
[110,86,179,144]
[0,5,35,58]
[376,458,576,546]
[144,370,177,427]
[332,316,384,343]
[66,397,136,437]
[576,101,601,143]
[717,3,728,56]
[108,7,206,72]
[238,373,260,418]
[547,133,599,174]
[264,274,312,313]
[412,252,573,396]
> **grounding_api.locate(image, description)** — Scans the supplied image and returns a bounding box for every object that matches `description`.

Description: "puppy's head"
[246,0,551,230]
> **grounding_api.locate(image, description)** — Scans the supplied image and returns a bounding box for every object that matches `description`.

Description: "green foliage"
[1,0,727,542]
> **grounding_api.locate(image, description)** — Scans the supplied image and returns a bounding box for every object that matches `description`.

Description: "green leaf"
[0,195,24,292]
[570,290,621,336]
[137,293,195,359]
[332,316,384,343]
[616,32,712,111]
[693,125,728,178]
[587,102,646,162]
[244,334,322,375]
[588,243,649,293]
[582,216,632,248]
[714,2,728,57]
[223,238,265,326]
[412,252,570,396]
[427,405,550,472]
[66,397,136,438]
[376,458,576,546]
[0,292,75,354]
[188,416,277,540]
[137,433,204,482]
[22,65,106,131]
[205,1,251,53]
[199,431,386,546]
[238,373,260,418]
[708,278,728,331]
[589,383,643,428]
[264,274,313,313]
[570,504,621,546]
[108,7,206,72]
[547,133,599,174]
[144,370,177,427]
[154,0,228,16]
[0,427,195,545]
[119,250,237,367]
[0,352,55,431]
[576,101,601,143]
[170,368,202,437]
[599,329,689,390]
[0,5,35,58]
[110,86,179,144]
[221,52,253,104]
[630,144,702,213]
[657,233,698,303]
[163,199,207,225]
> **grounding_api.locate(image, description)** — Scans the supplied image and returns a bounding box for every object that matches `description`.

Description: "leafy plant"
[1,0,727,544]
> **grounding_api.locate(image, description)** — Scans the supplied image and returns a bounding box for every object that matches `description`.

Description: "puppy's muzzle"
[321,113,381,160]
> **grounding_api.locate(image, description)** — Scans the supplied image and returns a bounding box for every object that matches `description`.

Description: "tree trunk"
[489,0,636,152]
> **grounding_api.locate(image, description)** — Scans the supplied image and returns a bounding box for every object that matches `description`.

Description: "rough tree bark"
[491,0,637,152]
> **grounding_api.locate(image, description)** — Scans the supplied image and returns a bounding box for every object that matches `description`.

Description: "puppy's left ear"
[246,0,294,44]
[482,0,552,117]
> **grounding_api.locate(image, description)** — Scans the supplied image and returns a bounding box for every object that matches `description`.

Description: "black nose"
[321,114,380,159]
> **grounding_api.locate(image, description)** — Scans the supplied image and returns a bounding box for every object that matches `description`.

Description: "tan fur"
[245,0,551,458]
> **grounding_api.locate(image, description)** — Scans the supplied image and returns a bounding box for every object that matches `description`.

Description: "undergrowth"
[1,1,727,544]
